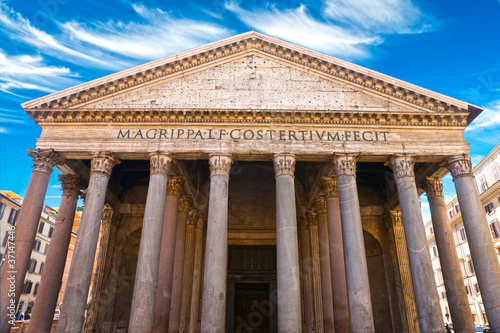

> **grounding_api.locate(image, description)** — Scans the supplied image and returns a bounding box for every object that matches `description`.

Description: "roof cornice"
[21,31,482,123]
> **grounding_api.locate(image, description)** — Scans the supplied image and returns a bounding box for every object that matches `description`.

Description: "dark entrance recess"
[226,246,278,333]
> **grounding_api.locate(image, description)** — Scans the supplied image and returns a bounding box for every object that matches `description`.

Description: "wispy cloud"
[466,100,500,132]
[225,0,432,60]
[60,3,232,60]
[0,51,80,94]
[323,0,430,34]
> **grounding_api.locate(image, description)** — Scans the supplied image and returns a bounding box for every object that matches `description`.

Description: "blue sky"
[1,0,500,219]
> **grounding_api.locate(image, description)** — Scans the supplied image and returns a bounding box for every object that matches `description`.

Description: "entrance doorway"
[226,246,277,333]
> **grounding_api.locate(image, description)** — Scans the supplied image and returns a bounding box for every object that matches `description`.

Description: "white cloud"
[323,0,429,34]
[225,0,431,60]
[466,100,500,132]
[0,51,79,94]
[59,3,232,60]
[225,2,379,59]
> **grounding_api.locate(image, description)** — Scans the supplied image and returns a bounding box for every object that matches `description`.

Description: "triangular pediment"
[22,31,481,123]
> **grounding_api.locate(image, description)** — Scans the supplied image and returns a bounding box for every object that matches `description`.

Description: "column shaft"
[315,197,335,333]
[334,153,375,332]
[1,149,62,333]
[27,175,81,333]
[153,177,184,332]
[448,155,500,331]
[388,154,443,333]
[309,212,324,333]
[391,211,420,333]
[299,218,314,332]
[179,214,196,332]
[189,216,206,333]
[425,178,475,333]
[82,204,114,333]
[200,154,232,332]
[168,196,192,333]
[57,152,118,333]
[128,153,172,333]
[274,153,302,333]
[323,177,350,333]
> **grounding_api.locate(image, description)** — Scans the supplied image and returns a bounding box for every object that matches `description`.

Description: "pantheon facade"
[2,32,500,333]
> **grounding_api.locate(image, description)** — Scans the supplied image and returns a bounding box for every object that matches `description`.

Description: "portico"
[3,31,499,333]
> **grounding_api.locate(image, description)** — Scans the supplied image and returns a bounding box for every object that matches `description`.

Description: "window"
[455,205,460,213]
[493,164,500,182]
[467,258,475,275]
[465,285,470,295]
[39,262,44,274]
[449,211,453,219]
[22,281,33,294]
[28,259,37,273]
[458,228,467,242]
[48,226,54,238]
[490,220,500,239]
[7,209,19,225]
[485,203,494,215]
[2,231,9,247]
[38,221,45,234]
[432,246,438,257]
[33,240,41,252]
[480,176,488,193]
[0,202,6,219]
[474,283,480,294]
[44,244,49,254]
[33,283,39,296]
[441,291,446,300]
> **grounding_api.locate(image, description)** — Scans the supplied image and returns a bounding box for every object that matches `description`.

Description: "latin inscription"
[117,128,390,142]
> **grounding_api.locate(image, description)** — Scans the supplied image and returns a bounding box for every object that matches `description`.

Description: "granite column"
[388,154,443,332]
[424,177,475,332]
[27,174,82,333]
[1,149,62,333]
[314,196,335,333]
[447,155,500,331]
[333,153,375,332]
[128,152,173,333]
[168,196,193,333]
[322,177,350,333]
[153,176,184,332]
[308,211,324,333]
[273,153,302,333]
[56,152,119,333]
[190,214,207,333]
[200,153,233,333]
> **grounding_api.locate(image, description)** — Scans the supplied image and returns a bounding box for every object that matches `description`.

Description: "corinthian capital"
[322,177,338,198]
[389,210,402,226]
[179,196,193,213]
[273,153,296,177]
[307,210,318,226]
[102,204,114,225]
[196,212,207,230]
[58,174,84,197]
[333,153,359,177]
[387,154,416,180]
[91,152,120,176]
[423,177,444,198]
[314,196,327,214]
[208,153,233,177]
[167,176,184,196]
[28,148,64,174]
[149,152,173,175]
[447,154,472,180]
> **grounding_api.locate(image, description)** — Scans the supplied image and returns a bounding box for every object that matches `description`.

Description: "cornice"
[21,31,479,121]
[27,108,469,127]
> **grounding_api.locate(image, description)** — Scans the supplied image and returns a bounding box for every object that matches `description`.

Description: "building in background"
[0,190,57,317]
[426,143,500,327]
